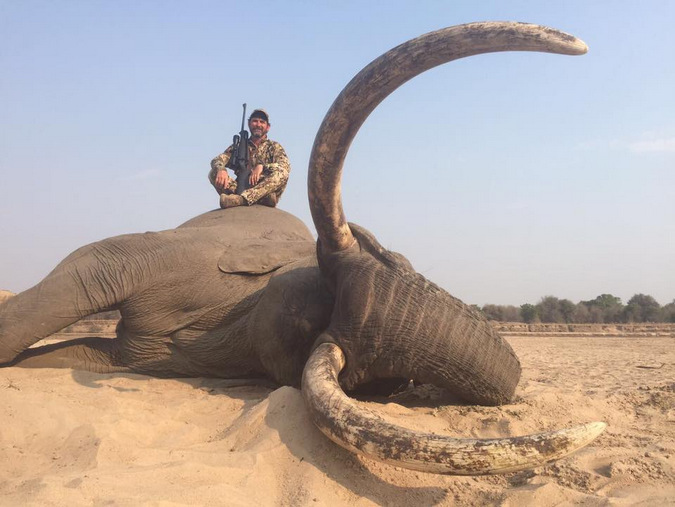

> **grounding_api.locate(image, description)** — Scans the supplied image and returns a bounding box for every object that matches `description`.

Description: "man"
[209,108,291,208]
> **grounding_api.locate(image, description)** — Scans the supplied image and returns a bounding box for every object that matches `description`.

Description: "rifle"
[229,103,250,194]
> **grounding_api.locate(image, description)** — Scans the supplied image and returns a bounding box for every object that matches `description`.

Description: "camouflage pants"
[240,168,288,206]
[211,167,288,207]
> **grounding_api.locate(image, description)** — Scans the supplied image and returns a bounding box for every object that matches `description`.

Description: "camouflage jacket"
[209,137,291,191]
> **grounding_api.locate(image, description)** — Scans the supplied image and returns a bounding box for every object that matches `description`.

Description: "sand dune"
[1,336,673,505]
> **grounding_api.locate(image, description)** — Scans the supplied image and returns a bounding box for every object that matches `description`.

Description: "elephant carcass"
[0,22,605,475]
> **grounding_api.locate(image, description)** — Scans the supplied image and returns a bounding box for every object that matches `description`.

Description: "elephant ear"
[218,239,315,275]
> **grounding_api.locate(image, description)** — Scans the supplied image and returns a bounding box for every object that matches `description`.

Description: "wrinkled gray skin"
[1,22,586,412]
[0,207,329,384]
[0,204,517,405]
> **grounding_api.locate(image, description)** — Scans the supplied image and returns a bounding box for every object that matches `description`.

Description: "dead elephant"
[0,22,604,475]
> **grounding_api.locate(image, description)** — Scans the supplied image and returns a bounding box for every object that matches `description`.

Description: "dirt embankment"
[54,319,675,339]
[494,322,675,337]
[57,320,118,338]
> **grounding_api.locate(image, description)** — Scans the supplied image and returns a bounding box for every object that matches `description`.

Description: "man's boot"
[220,194,245,209]
[258,193,278,208]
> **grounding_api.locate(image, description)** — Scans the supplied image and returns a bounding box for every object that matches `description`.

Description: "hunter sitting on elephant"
[0,22,604,475]
[210,108,291,209]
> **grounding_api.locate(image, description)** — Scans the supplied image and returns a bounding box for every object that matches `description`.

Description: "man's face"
[249,117,270,139]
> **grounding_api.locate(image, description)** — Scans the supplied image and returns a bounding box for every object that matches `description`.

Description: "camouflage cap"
[249,108,270,123]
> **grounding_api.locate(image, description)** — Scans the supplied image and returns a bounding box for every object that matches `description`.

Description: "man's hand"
[249,164,263,186]
[214,169,230,191]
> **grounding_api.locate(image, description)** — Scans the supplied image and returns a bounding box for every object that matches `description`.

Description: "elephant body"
[0,207,331,383]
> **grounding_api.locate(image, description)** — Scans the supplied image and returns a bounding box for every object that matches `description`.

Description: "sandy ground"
[0,336,673,506]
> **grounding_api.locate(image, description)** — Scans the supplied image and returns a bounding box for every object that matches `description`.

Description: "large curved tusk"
[302,343,606,475]
[308,22,587,254]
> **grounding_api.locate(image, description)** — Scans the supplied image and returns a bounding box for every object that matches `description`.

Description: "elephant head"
[299,22,606,474]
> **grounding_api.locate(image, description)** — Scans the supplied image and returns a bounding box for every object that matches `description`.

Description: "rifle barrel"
[240,103,247,131]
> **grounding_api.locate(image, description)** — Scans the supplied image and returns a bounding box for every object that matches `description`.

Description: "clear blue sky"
[1,1,673,306]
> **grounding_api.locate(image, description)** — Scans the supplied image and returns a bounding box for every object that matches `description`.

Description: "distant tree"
[520,303,538,323]
[480,305,523,322]
[481,304,503,321]
[588,305,605,323]
[591,294,623,307]
[572,302,592,323]
[479,294,672,323]
[623,294,661,322]
[661,300,675,323]
[501,305,522,322]
[559,299,576,323]
[536,296,563,323]
[591,294,623,322]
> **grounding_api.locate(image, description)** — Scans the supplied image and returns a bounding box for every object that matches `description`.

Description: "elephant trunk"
[307,22,587,254]
[379,276,521,406]
[323,252,520,405]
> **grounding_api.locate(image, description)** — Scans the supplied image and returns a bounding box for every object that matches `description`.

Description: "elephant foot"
[0,341,21,365]
[5,337,131,374]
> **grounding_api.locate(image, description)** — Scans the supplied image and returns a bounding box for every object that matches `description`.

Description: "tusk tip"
[554,35,588,56]
[585,421,607,438]
[571,39,589,55]
[535,24,588,55]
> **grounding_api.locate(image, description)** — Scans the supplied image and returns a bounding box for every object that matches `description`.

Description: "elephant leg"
[0,239,139,363]
[6,337,131,373]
